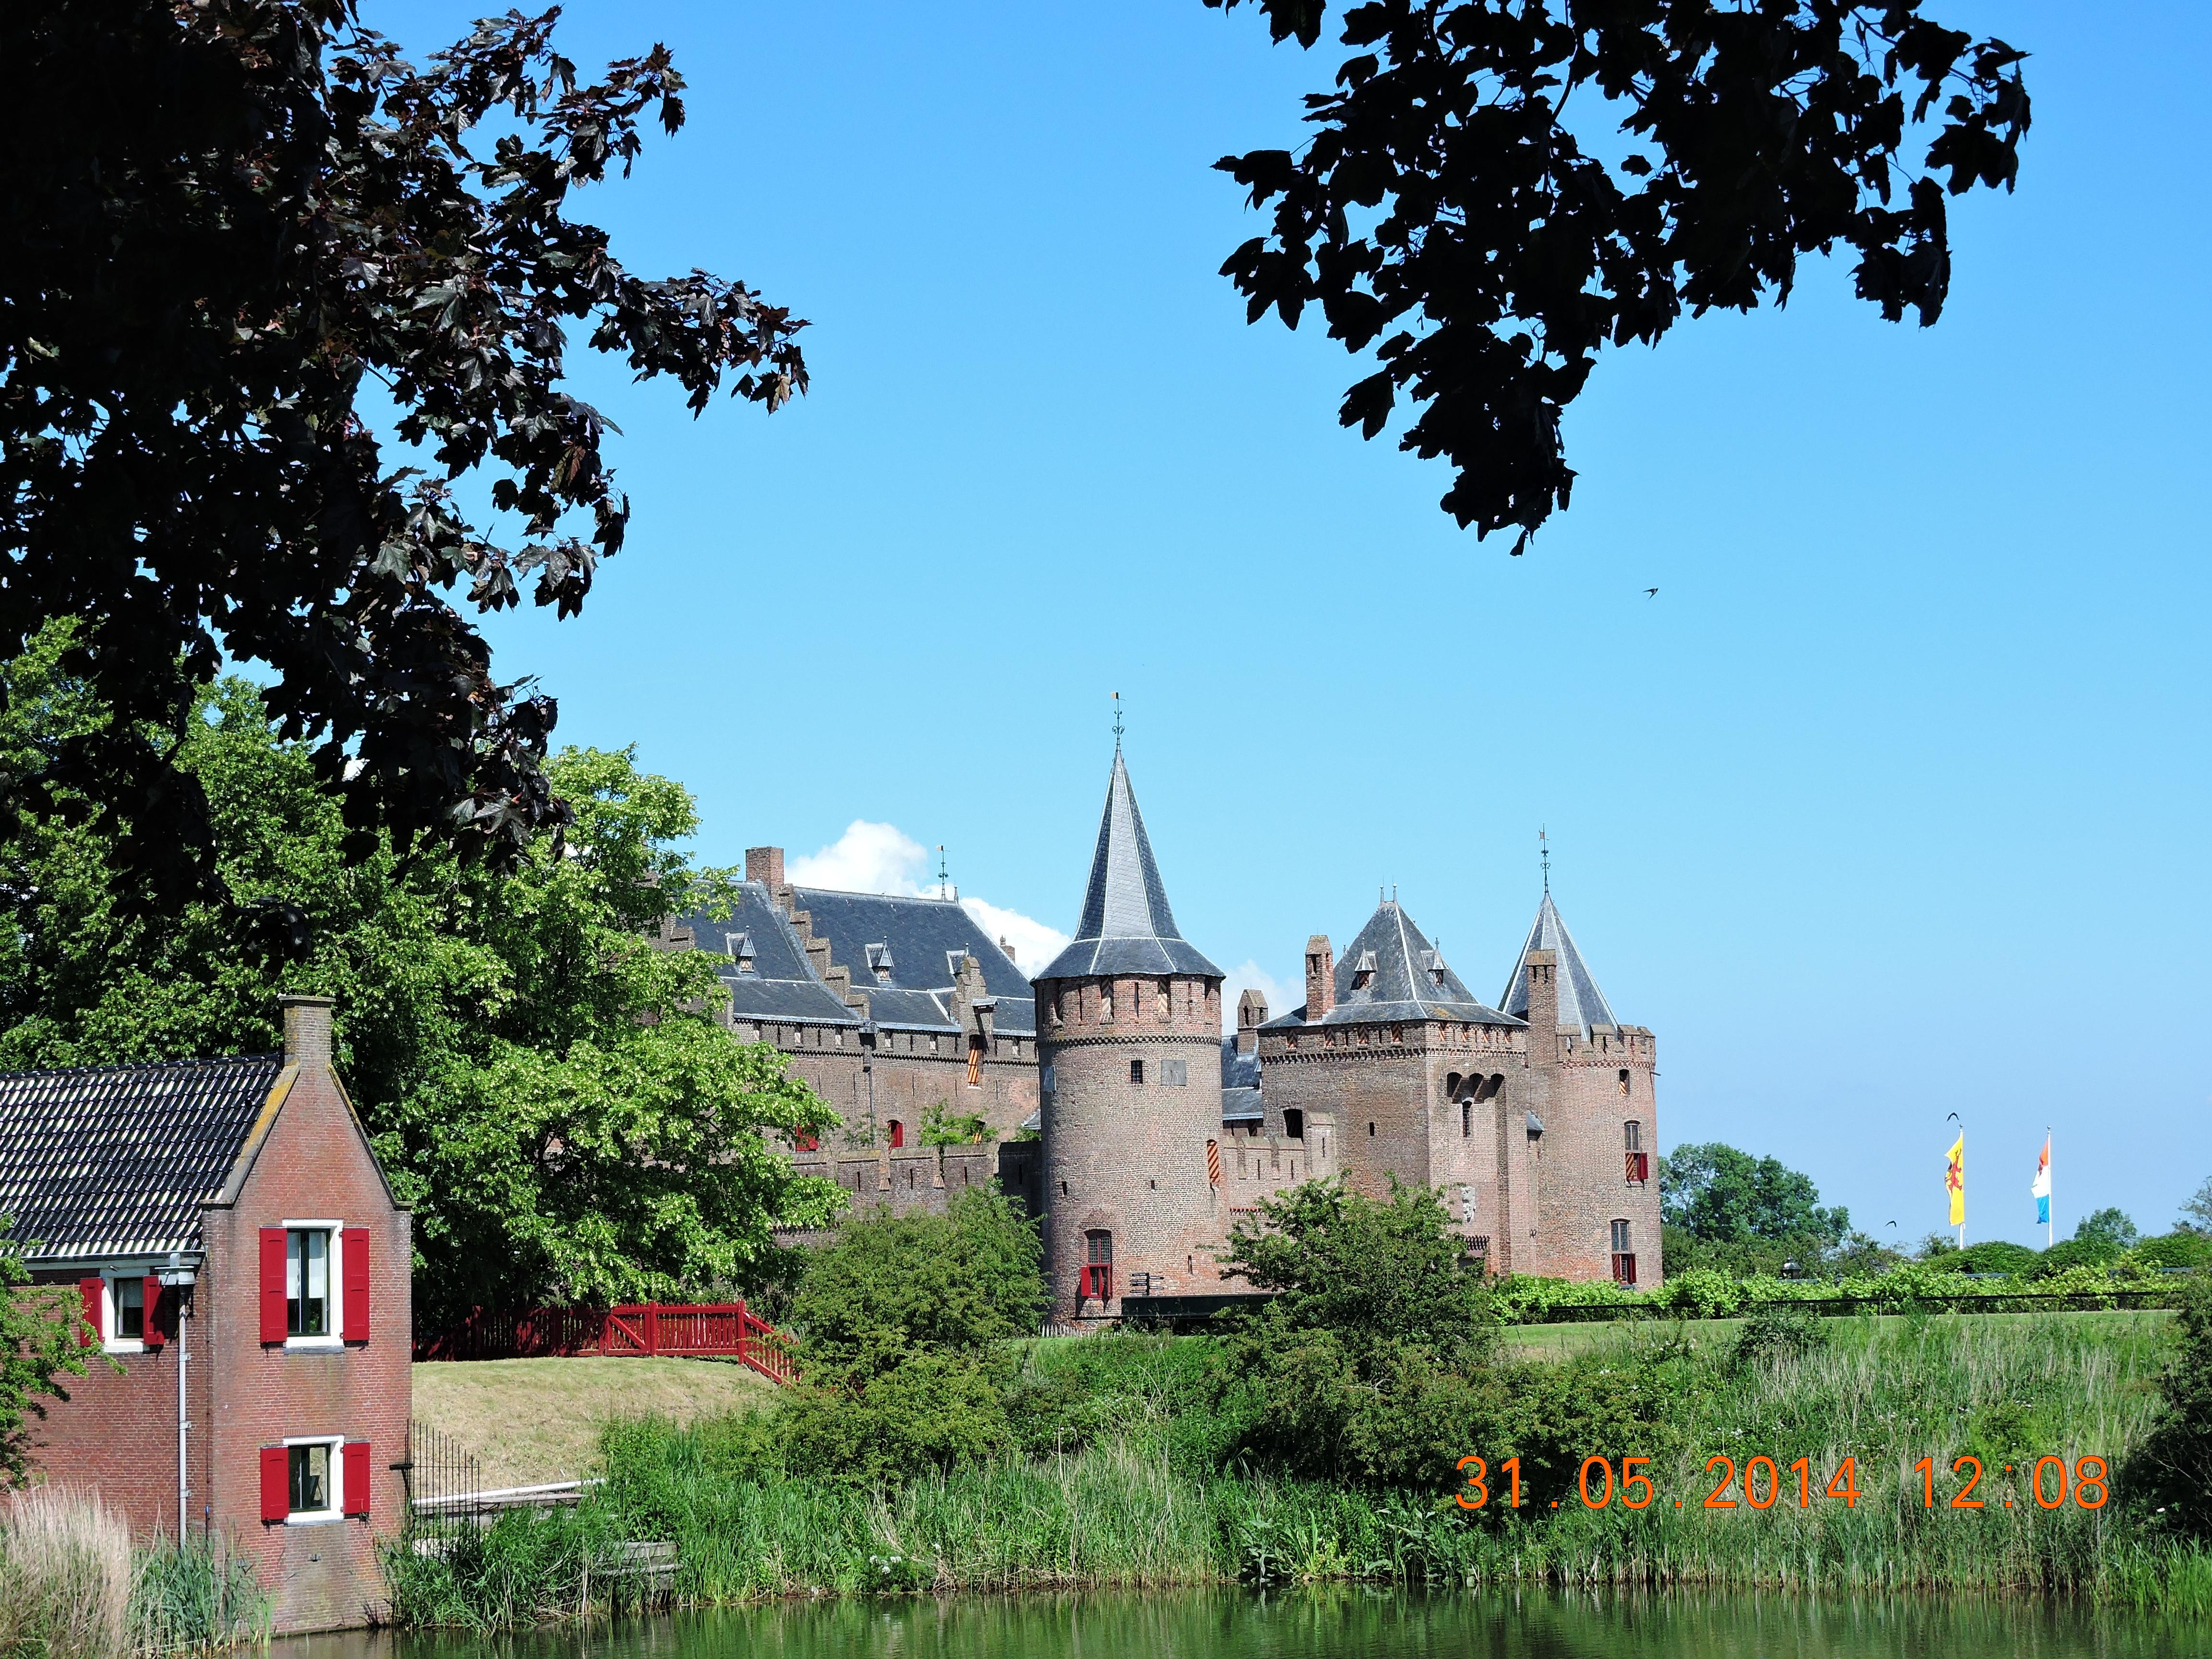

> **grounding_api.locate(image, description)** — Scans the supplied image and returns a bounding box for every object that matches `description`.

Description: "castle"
[665,748,1661,1317]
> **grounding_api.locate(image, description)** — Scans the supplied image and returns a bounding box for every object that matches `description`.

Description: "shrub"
[1731,1301,1830,1370]
[2135,1232,2212,1273]
[2129,1273,2212,1537]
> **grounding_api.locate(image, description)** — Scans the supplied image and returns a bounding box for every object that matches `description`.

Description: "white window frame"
[282,1219,345,1351]
[281,1434,346,1525]
[101,1266,156,1356]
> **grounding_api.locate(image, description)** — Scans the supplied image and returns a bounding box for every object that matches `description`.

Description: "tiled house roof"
[0,1054,282,1262]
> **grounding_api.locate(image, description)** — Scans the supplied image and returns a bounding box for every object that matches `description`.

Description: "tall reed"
[383,1311,2212,1626]
[0,1487,134,1659]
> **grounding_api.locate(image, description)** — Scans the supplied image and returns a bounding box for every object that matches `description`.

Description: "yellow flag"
[1945,1134,1965,1226]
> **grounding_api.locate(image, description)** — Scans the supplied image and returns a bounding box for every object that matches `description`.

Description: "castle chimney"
[1524,947,1559,1062]
[1304,935,1334,1022]
[745,846,785,889]
[1236,988,1268,1055]
[279,994,335,1072]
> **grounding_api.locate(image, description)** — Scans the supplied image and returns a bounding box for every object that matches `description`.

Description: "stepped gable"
[674,882,1036,1036]
[1278,900,1519,1027]
[1500,892,1620,1036]
[1034,752,1221,981]
[785,886,1035,1037]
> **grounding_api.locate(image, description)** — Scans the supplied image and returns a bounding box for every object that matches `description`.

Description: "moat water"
[269,1588,2200,1659]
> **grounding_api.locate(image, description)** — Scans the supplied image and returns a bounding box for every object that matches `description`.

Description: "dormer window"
[1349,950,1377,992]
[866,943,896,984]
[724,932,756,975]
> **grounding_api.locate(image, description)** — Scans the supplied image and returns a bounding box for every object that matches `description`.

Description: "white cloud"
[785,819,1070,978]
[787,820,932,895]
[960,895,1070,978]
[1220,958,1298,1035]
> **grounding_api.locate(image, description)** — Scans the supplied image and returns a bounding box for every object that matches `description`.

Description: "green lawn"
[412,1356,778,1487]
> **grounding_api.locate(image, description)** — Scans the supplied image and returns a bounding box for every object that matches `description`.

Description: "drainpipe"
[160,1254,200,1538]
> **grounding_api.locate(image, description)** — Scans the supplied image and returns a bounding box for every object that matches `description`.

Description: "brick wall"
[201,1046,411,1633]
[1038,973,1225,1321]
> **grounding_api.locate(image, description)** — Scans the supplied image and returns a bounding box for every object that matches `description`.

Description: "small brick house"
[0,997,410,1633]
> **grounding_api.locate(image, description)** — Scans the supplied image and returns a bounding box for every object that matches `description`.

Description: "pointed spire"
[1035,750,1221,981]
[1501,892,1619,1035]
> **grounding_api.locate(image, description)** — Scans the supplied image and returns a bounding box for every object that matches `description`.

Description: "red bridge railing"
[415,1301,797,1385]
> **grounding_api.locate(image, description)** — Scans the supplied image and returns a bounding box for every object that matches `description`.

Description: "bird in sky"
[1644,587,1659,598]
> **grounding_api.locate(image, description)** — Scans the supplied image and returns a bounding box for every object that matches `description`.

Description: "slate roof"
[674,881,1036,1038]
[1222,1088,1263,1123]
[1262,902,1521,1029]
[1220,1038,1260,1093]
[0,1054,283,1262]
[1036,752,1222,980]
[1500,893,1620,1035]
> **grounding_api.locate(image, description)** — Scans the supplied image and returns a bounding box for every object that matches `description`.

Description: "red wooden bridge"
[415,1301,796,1385]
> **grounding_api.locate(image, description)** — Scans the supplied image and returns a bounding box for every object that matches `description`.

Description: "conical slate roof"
[1500,893,1619,1035]
[1034,752,1222,981]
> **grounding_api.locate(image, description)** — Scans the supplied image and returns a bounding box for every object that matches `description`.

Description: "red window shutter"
[342,1442,371,1517]
[260,1447,289,1523]
[143,1276,167,1348]
[76,1277,102,1346]
[342,1229,369,1343]
[259,1227,288,1344]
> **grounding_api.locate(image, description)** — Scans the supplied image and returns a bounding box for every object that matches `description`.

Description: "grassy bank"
[387,1311,2212,1627]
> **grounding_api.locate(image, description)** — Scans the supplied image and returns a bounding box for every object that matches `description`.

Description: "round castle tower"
[1034,750,1223,1324]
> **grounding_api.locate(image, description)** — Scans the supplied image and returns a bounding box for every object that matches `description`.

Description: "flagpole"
[2046,1130,2053,1250]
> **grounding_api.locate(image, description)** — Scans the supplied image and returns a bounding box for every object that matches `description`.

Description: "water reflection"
[273,1589,2199,1659]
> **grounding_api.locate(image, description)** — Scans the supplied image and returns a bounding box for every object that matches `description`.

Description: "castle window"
[1624,1120,1642,1151]
[1160,978,1174,1018]
[1283,1109,1304,1141]
[1080,1231,1114,1302]
[1619,1068,1632,1095]
[1462,1101,1472,1138]
[1060,1179,1069,1196]
[1130,1059,1145,1085]
[1101,988,1114,1022]
[795,1131,818,1153]
[1610,1220,1636,1287]
[888,1119,904,1149]
[1624,1121,1648,1183]
[1367,1121,1375,1137]
[968,1034,986,1086]
[1444,1072,1461,1102]
[1161,1058,1188,1086]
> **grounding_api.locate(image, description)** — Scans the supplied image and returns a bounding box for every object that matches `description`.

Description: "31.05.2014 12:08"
[1454,1455,2111,1511]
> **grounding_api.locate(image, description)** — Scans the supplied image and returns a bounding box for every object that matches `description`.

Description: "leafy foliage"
[780,1190,1047,1483]
[2076,1206,2141,1253]
[1214,1179,1506,1487]
[1204,0,2030,542]
[2182,1177,2212,1235]
[2130,1274,2212,1539]
[0,1,806,890]
[0,631,842,1321]
[1660,1142,1850,1249]
[0,1228,93,1485]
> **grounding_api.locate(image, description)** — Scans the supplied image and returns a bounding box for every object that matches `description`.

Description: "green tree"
[2182,1177,2212,1234]
[1205,0,2028,543]
[0,631,842,1320]
[0,1229,93,1484]
[2129,1275,2212,1539]
[1,1,806,888]
[780,1190,1046,1481]
[1660,1142,1850,1250]
[2075,1207,2140,1253]
[1214,1179,1504,1487]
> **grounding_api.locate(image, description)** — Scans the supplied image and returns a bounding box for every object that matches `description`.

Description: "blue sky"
[367,1,2210,1248]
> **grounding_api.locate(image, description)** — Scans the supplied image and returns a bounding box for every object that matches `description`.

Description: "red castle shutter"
[259,1227,287,1344]
[76,1277,102,1346]
[342,1442,371,1517]
[260,1447,289,1523]
[342,1230,369,1343]
[143,1276,167,1348]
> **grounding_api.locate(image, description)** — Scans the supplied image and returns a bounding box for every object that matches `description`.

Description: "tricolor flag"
[2032,1137,2052,1226]
[1946,1134,1966,1227]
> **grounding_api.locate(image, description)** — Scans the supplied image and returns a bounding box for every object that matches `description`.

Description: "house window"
[282,1437,347,1522]
[795,1131,819,1153]
[1283,1109,1304,1141]
[1130,1059,1145,1084]
[115,1276,144,1342]
[1611,1220,1636,1287]
[888,1119,904,1149]
[288,1228,334,1338]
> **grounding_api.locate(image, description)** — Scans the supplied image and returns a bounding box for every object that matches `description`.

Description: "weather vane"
[1112,691,1123,753]
[1539,826,1550,894]
[937,844,949,901]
